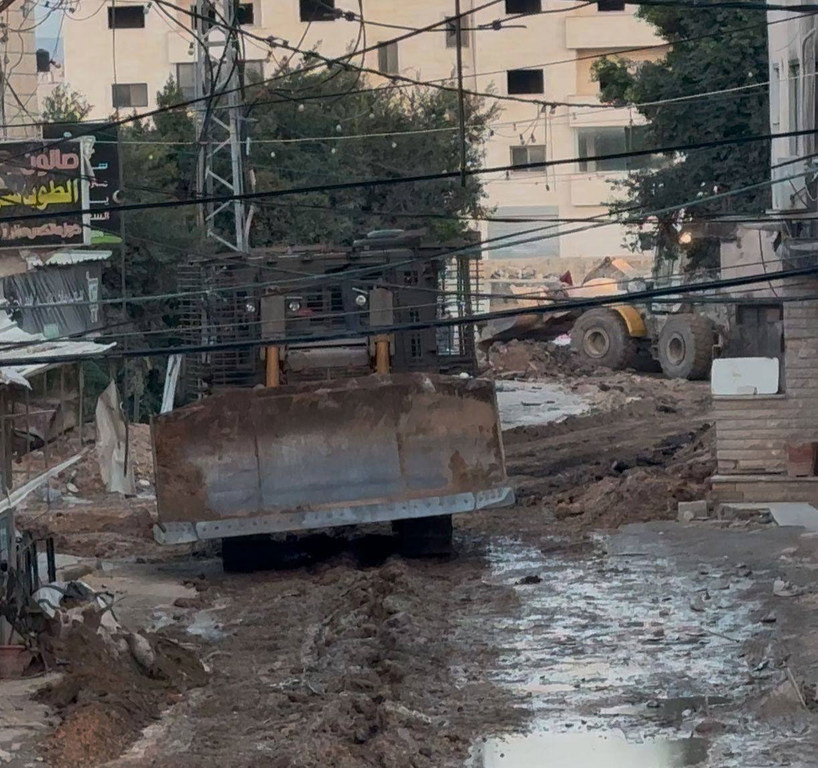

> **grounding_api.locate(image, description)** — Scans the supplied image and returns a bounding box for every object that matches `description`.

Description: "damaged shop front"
[0,317,113,658]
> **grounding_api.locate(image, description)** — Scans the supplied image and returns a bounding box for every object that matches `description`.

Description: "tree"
[41,84,92,123]
[246,63,500,245]
[591,6,769,270]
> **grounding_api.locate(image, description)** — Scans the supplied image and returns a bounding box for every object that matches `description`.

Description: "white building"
[56,0,664,276]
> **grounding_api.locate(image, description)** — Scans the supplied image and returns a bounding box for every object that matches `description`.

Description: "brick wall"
[714,285,818,488]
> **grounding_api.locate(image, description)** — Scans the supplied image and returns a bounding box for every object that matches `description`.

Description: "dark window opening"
[577,126,657,172]
[190,3,216,29]
[505,0,542,13]
[731,304,784,360]
[300,0,335,22]
[510,145,546,171]
[107,5,145,28]
[597,0,625,9]
[112,82,148,108]
[36,49,51,73]
[377,41,399,74]
[507,68,543,94]
[236,2,254,24]
[445,17,470,48]
[175,63,195,100]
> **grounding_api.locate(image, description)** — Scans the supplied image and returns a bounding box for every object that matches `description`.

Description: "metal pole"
[24,385,30,481]
[42,371,49,473]
[117,127,130,475]
[77,363,84,448]
[454,0,468,189]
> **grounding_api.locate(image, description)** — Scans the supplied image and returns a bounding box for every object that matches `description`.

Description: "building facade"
[0,2,40,139]
[55,0,662,276]
[710,5,818,504]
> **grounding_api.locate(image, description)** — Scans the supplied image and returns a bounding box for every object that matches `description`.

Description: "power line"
[3,261,818,367]
[0,125,807,225]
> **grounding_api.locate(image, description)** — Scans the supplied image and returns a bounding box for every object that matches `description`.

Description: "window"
[789,60,801,154]
[445,17,470,48]
[510,145,546,172]
[242,59,264,83]
[577,126,655,171]
[505,0,541,13]
[597,0,625,9]
[377,41,399,75]
[507,68,543,94]
[300,0,335,21]
[190,3,215,29]
[771,64,781,130]
[730,304,784,362]
[176,63,195,100]
[236,2,254,24]
[107,5,145,28]
[112,82,148,108]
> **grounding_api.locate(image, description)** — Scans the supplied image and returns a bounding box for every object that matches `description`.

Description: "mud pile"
[39,611,207,768]
[552,424,715,530]
[485,339,597,379]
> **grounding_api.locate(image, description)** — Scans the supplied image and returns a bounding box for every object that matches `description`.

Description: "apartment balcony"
[564,14,660,50]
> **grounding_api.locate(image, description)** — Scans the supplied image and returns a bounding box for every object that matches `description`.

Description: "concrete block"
[677,500,708,522]
[711,357,779,396]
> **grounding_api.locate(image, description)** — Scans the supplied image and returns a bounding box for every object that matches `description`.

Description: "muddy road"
[8,366,818,768]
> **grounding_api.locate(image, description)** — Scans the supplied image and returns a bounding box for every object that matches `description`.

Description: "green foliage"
[246,64,500,245]
[591,4,769,269]
[41,84,92,123]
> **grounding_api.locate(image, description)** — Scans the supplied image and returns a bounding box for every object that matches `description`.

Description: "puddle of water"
[494,381,590,428]
[473,732,708,768]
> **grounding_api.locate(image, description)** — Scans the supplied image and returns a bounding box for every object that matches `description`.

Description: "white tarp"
[95,381,135,495]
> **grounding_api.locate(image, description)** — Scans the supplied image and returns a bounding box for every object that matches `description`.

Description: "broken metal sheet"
[95,381,135,496]
[152,373,512,534]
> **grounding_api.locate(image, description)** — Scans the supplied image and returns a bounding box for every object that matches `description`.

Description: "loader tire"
[571,308,636,371]
[657,314,714,380]
[396,515,453,558]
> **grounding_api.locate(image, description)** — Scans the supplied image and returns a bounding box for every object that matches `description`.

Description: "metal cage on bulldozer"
[175,230,482,400]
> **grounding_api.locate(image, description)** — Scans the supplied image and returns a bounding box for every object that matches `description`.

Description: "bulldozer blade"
[152,373,514,544]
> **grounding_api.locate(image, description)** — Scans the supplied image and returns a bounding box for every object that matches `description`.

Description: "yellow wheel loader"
[571,302,717,380]
[151,231,514,570]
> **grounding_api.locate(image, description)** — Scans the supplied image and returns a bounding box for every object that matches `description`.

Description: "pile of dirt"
[552,424,715,531]
[38,615,207,768]
[485,339,597,379]
[64,423,155,496]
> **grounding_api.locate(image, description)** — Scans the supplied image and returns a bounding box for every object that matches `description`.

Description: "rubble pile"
[485,339,597,379]
[553,425,715,529]
[36,582,207,768]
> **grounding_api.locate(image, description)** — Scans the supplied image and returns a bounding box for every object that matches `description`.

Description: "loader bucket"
[152,373,513,544]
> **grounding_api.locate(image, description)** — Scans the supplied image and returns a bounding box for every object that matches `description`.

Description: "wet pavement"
[470,523,818,767]
[494,380,590,428]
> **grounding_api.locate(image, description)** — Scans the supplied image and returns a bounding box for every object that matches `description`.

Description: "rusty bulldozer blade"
[152,373,514,544]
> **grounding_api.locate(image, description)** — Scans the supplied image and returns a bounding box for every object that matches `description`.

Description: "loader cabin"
[176,230,481,398]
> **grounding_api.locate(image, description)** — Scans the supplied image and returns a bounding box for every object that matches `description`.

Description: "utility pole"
[194,0,249,252]
[454,0,467,188]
